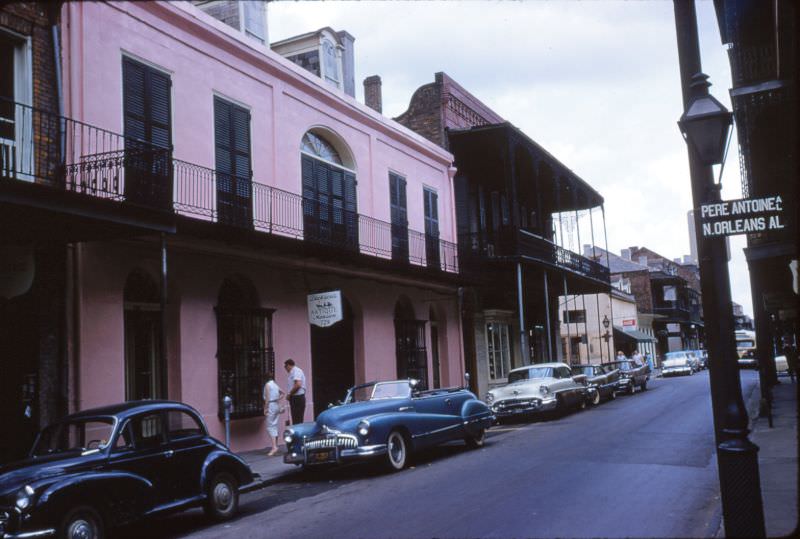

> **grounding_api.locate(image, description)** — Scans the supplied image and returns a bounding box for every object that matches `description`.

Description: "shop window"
[562,309,586,324]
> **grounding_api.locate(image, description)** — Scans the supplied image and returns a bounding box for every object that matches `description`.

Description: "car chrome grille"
[0,509,10,533]
[304,434,358,450]
[495,398,539,409]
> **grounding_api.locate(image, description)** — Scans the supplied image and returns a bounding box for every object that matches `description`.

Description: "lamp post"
[673,2,765,537]
[602,315,611,360]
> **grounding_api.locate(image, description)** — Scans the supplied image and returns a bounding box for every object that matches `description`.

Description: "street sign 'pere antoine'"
[698,195,786,237]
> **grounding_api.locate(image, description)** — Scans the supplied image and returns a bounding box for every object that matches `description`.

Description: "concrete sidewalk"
[751,378,799,537]
[239,445,300,488]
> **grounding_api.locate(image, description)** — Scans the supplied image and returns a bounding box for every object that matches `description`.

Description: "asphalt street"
[117,369,760,539]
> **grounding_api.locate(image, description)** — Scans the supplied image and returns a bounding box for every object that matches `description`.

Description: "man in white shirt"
[284,358,306,425]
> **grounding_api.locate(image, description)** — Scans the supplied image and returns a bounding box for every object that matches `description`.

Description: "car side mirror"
[464,372,471,388]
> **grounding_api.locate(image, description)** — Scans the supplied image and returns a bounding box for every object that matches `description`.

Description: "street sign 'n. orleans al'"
[698,195,786,237]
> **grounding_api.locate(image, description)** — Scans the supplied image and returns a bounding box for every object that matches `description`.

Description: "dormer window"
[193,1,267,45]
[322,39,340,85]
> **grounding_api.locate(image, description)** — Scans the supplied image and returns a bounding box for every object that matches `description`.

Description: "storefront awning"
[613,325,656,343]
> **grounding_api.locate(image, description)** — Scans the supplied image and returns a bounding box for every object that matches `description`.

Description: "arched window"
[301,131,342,165]
[124,270,164,401]
[215,277,275,419]
[300,130,358,249]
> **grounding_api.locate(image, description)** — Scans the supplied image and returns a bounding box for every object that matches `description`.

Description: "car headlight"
[283,429,295,444]
[539,385,549,395]
[15,485,35,510]
[357,420,370,437]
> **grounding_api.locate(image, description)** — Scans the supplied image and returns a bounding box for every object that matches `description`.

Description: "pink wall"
[60,1,455,243]
[77,241,463,452]
[63,1,465,453]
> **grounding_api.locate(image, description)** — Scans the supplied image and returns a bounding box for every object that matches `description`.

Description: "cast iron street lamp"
[602,315,611,359]
[673,2,766,537]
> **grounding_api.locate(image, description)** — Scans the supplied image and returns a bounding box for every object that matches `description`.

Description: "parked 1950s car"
[0,401,258,539]
[485,362,588,419]
[570,364,620,405]
[601,360,650,394]
[662,351,695,377]
[283,378,494,472]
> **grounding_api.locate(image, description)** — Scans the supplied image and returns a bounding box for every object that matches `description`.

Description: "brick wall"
[394,80,444,147]
[0,2,60,115]
[625,270,653,313]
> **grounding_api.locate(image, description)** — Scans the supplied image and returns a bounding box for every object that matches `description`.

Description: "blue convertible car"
[283,379,494,471]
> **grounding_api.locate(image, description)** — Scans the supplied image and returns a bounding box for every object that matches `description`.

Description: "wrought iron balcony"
[1,99,457,274]
[459,227,609,283]
[1,97,172,209]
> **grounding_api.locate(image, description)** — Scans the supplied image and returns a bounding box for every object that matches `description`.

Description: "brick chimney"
[364,75,382,113]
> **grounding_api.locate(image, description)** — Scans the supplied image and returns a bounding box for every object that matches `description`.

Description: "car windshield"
[32,417,115,456]
[508,367,553,384]
[737,340,755,348]
[571,366,594,376]
[344,381,412,403]
[665,352,687,360]
[609,361,635,371]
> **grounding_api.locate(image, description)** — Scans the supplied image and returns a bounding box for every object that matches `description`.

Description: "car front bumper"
[663,367,692,376]
[0,507,55,539]
[490,396,557,417]
[284,443,388,466]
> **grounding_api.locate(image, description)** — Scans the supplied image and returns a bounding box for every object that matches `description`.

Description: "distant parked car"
[736,330,758,369]
[602,360,649,394]
[0,401,258,539]
[284,378,494,472]
[662,351,695,377]
[570,364,620,405]
[775,354,788,374]
[486,362,589,419]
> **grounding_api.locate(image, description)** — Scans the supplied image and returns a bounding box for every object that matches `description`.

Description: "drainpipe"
[516,263,529,365]
[542,270,553,362]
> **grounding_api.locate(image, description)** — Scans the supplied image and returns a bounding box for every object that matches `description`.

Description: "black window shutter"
[148,70,171,149]
[122,58,147,142]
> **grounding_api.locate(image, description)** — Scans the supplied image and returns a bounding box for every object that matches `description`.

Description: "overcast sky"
[268,0,753,317]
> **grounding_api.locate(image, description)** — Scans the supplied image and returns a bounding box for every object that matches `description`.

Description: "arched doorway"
[395,298,428,389]
[311,296,355,417]
[300,130,358,249]
[215,276,274,419]
[124,269,164,401]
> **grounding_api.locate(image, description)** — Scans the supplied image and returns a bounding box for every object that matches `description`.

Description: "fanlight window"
[301,131,342,166]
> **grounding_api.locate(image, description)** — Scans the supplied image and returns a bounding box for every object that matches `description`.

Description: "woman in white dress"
[263,371,285,456]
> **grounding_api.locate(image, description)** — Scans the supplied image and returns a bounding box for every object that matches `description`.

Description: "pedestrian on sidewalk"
[263,370,285,456]
[284,358,307,425]
[616,350,627,361]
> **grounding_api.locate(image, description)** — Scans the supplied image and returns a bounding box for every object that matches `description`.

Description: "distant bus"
[735,329,757,368]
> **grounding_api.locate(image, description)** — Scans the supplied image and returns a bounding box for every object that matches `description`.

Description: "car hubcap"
[389,435,404,464]
[214,481,233,511]
[68,519,95,539]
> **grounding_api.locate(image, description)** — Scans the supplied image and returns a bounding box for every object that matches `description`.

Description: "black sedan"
[0,401,258,539]
[601,360,650,394]
[570,364,621,404]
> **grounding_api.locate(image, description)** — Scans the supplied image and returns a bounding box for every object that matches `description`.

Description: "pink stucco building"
[51,1,462,452]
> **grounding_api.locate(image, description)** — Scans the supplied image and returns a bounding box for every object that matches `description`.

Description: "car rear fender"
[459,399,492,436]
[34,471,152,528]
[201,451,254,491]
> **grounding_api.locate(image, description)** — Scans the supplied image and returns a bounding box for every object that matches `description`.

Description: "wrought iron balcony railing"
[0,97,172,209]
[459,227,609,284]
[1,99,457,274]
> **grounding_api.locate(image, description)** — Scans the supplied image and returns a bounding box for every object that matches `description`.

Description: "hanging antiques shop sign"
[699,195,786,237]
[307,290,343,327]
